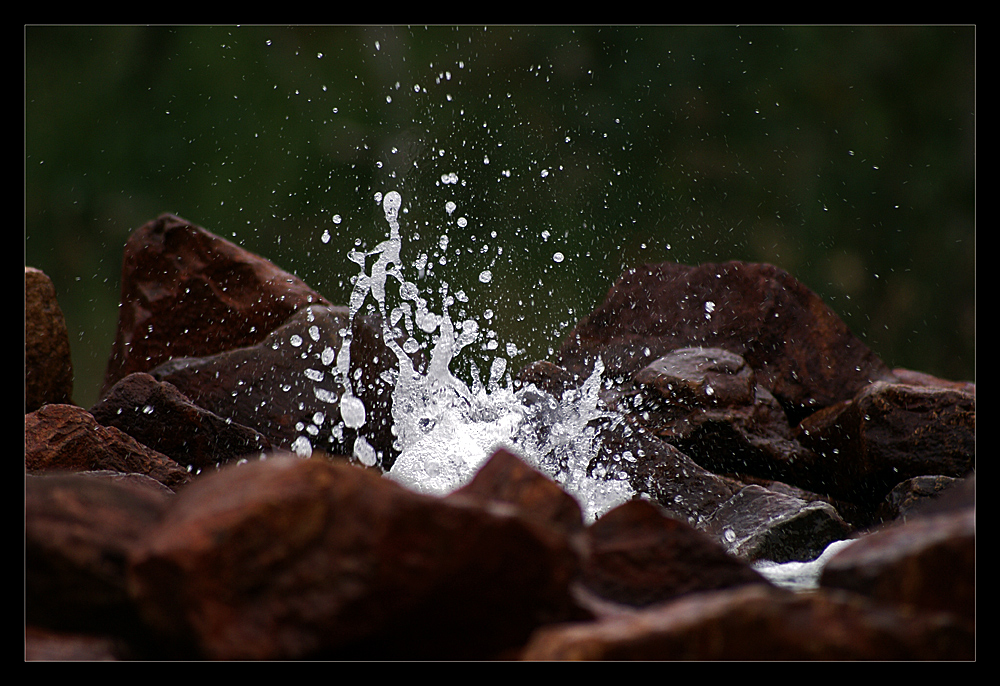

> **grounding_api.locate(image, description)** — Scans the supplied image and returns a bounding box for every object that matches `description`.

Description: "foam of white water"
[330,190,634,520]
[752,538,856,591]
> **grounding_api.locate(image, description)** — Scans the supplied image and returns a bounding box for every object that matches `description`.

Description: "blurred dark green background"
[25,26,975,409]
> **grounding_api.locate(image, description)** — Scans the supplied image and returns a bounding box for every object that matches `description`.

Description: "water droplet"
[552,252,564,263]
[340,394,367,429]
[291,435,312,457]
[321,346,335,365]
[354,436,377,466]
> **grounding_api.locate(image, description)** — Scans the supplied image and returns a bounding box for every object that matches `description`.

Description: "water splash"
[333,190,634,520]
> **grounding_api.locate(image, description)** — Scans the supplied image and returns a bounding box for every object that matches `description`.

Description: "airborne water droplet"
[340,394,367,429]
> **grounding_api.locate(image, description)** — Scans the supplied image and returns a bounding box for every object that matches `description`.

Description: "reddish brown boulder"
[90,372,271,471]
[520,583,973,660]
[557,261,895,418]
[579,499,768,608]
[26,473,171,635]
[821,475,975,628]
[796,381,975,503]
[448,447,586,538]
[626,346,810,483]
[597,423,739,528]
[102,214,332,397]
[25,266,74,411]
[127,454,582,660]
[25,404,191,491]
[149,304,403,468]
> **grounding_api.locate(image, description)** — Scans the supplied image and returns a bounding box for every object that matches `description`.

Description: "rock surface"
[25,404,191,491]
[25,267,74,411]
[101,213,332,397]
[557,260,896,418]
[149,304,405,468]
[127,454,583,660]
[520,583,973,660]
[91,372,271,471]
[24,215,975,660]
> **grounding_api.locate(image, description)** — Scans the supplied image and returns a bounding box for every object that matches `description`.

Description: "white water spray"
[333,191,635,521]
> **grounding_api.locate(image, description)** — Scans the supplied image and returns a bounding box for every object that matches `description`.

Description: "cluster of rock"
[25,214,975,660]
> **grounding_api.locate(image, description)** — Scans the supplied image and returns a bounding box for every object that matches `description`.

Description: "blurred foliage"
[25,26,975,408]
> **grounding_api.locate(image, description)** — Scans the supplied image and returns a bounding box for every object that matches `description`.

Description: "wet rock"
[102,213,332,397]
[90,372,271,471]
[632,346,757,408]
[557,260,895,419]
[127,454,582,660]
[520,583,973,660]
[626,346,811,483]
[26,472,170,634]
[578,499,769,608]
[821,475,975,628]
[702,485,851,563]
[448,447,585,538]
[795,381,976,504]
[879,475,962,521]
[150,304,404,469]
[596,421,739,529]
[892,367,975,394]
[25,404,192,491]
[25,266,74,411]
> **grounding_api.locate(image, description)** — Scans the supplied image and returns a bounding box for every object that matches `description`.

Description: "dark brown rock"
[25,626,134,661]
[892,367,975,394]
[520,583,974,660]
[25,266,74,411]
[579,499,768,608]
[26,473,170,634]
[796,381,976,503]
[90,372,271,471]
[880,475,962,521]
[102,213,332,397]
[127,454,582,660]
[150,304,404,468]
[627,346,811,484]
[633,347,756,408]
[599,423,739,529]
[448,447,585,538]
[821,481,975,627]
[557,261,895,419]
[702,485,851,562]
[25,404,191,490]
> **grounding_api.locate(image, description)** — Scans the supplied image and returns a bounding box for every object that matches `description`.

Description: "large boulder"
[25,267,74,411]
[102,214,332,397]
[557,260,895,419]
